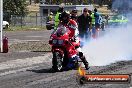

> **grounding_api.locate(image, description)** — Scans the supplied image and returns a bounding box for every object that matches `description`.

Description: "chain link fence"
[10,15,48,28]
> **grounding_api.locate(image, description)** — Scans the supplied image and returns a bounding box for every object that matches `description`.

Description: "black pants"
[79,31,91,39]
[79,52,89,69]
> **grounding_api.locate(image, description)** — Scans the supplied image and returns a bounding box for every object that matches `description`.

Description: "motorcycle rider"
[59,11,89,70]
[70,9,78,22]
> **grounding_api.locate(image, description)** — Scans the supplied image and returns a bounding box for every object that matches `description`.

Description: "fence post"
[36,13,37,27]
[30,15,31,26]
[41,16,42,28]
[10,15,14,26]
[21,15,22,28]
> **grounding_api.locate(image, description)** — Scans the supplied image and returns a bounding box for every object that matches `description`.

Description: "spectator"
[105,15,109,26]
[77,8,92,39]
[88,10,96,38]
[94,8,102,30]
[93,8,102,38]
[54,7,64,30]
[101,15,105,31]
[48,12,53,21]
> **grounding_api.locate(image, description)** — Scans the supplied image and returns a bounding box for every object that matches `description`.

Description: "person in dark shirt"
[94,8,102,30]
[77,8,92,39]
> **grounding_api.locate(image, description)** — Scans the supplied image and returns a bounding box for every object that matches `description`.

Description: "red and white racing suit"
[65,19,89,70]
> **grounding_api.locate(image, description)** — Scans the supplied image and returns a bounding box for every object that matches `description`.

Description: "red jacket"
[62,19,78,38]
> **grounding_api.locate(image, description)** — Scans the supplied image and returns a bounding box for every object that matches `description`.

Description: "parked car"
[46,20,55,30]
[3,21,9,29]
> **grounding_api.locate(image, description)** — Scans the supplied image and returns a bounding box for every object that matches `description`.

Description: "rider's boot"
[79,52,89,70]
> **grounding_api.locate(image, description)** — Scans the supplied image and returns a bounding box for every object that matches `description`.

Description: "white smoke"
[82,26,132,66]
[82,0,132,66]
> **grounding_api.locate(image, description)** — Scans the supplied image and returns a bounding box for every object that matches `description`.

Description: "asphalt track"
[0,30,131,88]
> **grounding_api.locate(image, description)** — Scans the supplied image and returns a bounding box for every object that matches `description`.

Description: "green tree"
[3,0,28,16]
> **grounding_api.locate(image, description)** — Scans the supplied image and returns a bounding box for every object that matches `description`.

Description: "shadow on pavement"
[27,68,56,73]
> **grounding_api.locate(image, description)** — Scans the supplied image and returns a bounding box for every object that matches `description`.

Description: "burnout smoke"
[82,26,132,66]
[82,0,132,66]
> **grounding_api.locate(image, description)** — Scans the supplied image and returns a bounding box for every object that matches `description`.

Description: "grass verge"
[5,25,46,31]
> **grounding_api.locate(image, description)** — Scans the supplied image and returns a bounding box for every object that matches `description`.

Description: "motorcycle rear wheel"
[52,52,64,72]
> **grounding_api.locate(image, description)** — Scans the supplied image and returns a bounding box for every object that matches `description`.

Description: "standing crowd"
[53,7,104,40]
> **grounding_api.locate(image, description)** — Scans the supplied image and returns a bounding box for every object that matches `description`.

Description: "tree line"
[3,0,28,22]
[42,0,112,6]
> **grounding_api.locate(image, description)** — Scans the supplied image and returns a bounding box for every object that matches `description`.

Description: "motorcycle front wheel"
[52,52,64,72]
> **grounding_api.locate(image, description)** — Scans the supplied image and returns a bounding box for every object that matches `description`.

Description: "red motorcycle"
[49,25,81,71]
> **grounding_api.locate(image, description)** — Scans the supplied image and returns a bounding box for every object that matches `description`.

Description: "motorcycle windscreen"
[55,26,68,36]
